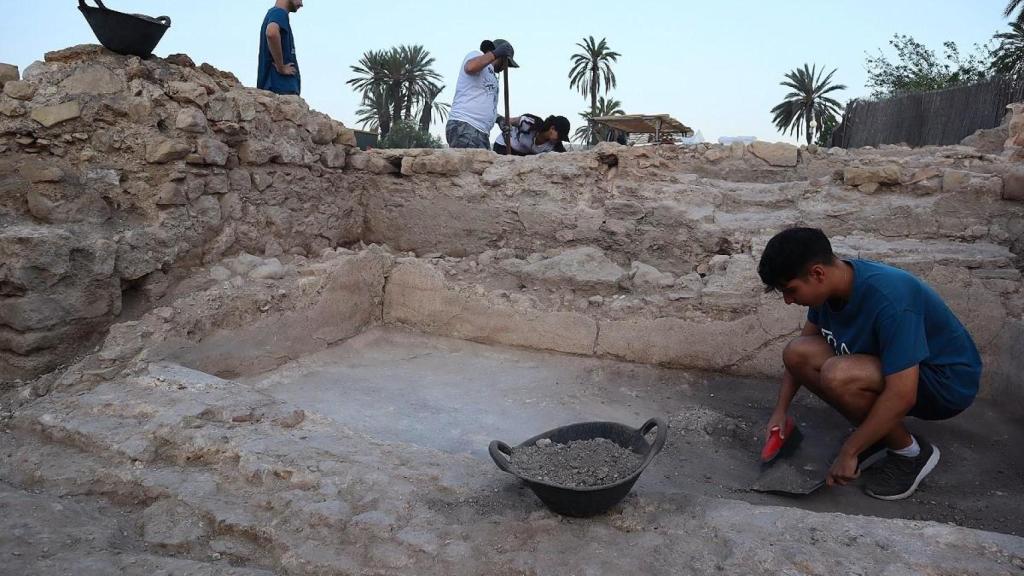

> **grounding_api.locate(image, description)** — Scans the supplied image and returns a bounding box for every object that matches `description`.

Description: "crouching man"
[758,227,982,500]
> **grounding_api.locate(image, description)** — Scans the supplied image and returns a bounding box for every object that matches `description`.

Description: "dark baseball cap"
[493,39,519,68]
[552,115,571,141]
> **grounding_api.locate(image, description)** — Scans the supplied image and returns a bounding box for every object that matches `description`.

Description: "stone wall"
[2,45,1023,409]
[0,45,359,380]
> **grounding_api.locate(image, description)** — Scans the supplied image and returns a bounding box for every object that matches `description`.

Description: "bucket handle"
[77,0,171,26]
[638,417,668,461]
[488,440,514,473]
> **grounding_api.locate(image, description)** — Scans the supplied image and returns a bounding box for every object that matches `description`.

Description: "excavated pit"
[2,45,1024,574]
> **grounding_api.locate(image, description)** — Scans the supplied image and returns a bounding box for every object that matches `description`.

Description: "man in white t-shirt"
[446,39,518,149]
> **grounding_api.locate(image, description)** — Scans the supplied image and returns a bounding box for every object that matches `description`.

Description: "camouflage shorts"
[445,120,490,149]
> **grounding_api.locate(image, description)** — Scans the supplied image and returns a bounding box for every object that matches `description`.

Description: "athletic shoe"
[864,436,940,501]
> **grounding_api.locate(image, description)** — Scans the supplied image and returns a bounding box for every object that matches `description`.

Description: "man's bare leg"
[782,335,912,450]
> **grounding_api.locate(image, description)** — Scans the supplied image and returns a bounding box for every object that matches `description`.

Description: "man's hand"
[275,62,297,76]
[826,450,860,487]
[765,409,789,440]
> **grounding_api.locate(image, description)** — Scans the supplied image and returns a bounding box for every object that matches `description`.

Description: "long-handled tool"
[502,67,511,155]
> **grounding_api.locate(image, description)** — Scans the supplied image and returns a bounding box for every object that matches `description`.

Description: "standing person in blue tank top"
[758,227,982,500]
[258,0,303,96]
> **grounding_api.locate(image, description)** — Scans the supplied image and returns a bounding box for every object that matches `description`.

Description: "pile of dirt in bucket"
[509,438,644,488]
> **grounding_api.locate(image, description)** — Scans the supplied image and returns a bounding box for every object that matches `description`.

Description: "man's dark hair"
[480,40,496,53]
[757,227,836,291]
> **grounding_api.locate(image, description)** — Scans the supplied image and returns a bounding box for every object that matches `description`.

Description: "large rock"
[1003,166,1024,202]
[3,80,36,100]
[1006,102,1024,153]
[192,138,230,166]
[843,165,902,187]
[146,138,192,163]
[321,145,347,169]
[0,63,18,87]
[748,141,798,167]
[167,81,208,107]
[59,64,125,95]
[175,108,208,133]
[942,170,1003,199]
[239,140,279,165]
[30,101,81,127]
[518,247,628,294]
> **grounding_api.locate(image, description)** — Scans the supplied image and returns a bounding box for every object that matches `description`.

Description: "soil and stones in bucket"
[508,438,644,487]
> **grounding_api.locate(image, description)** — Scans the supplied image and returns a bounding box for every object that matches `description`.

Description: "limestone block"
[3,80,35,100]
[0,63,18,87]
[191,138,229,166]
[1003,166,1024,202]
[517,247,628,294]
[321,145,347,169]
[239,140,279,165]
[59,64,125,95]
[630,262,675,291]
[942,170,1003,199]
[748,141,798,167]
[384,260,598,355]
[31,101,81,127]
[167,81,208,107]
[843,165,901,187]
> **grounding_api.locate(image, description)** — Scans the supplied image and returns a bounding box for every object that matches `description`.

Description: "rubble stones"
[1003,166,1024,202]
[146,138,192,163]
[518,247,628,294]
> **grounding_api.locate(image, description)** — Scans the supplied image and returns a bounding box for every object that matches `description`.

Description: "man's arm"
[767,320,820,433]
[265,22,296,76]
[464,52,497,75]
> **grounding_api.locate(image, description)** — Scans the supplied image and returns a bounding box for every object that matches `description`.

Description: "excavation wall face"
[2,45,1024,409]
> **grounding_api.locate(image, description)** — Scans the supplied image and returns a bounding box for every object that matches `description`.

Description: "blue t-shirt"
[808,260,981,400]
[257,7,300,95]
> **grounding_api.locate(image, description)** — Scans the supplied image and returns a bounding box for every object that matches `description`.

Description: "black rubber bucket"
[78,0,171,58]
[489,417,667,517]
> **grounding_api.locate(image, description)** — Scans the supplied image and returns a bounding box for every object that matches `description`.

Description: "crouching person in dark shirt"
[758,227,981,500]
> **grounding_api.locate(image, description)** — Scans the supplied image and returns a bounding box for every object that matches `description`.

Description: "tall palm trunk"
[589,64,599,145]
[806,105,813,145]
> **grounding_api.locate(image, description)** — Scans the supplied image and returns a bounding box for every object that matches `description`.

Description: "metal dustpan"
[752,420,887,496]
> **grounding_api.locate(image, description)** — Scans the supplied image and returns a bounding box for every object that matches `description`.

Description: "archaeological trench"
[1,45,1023,575]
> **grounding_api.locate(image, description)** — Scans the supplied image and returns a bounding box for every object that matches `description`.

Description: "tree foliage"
[770,64,846,146]
[991,22,1024,77]
[376,120,443,149]
[865,34,993,98]
[348,45,448,138]
[569,36,621,144]
[573,96,625,145]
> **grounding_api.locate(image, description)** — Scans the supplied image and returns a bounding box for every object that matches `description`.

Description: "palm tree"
[355,86,390,133]
[770,64,846,146]
[1005,0,1023,25]
[992,22,1024,76]
[573,96,625,145]
[569,36,621,143]
[417,84,450,133]
[348,46,446,138]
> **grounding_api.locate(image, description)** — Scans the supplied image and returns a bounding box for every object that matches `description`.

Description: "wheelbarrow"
[78,0,171,58]
[489,417,667,517]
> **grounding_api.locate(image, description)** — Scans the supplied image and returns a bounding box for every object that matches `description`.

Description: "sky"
[1,1,1014,144]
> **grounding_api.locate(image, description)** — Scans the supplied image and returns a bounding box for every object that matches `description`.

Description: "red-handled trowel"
[760,415,802,466]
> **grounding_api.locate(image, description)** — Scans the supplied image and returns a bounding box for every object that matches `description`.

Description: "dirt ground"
[241,327,1024,537]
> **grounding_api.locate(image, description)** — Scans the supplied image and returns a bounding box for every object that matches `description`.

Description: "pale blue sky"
[1,1,1013,143]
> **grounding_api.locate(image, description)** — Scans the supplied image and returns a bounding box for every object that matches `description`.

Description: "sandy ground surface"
[245,328,1024,536]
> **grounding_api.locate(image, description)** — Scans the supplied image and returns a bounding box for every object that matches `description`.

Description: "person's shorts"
[908,363,980,420]
[445,120,489,149]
